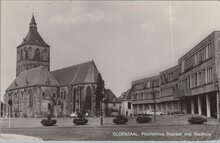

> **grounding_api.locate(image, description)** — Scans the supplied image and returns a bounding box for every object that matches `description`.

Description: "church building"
[4,15,112,118]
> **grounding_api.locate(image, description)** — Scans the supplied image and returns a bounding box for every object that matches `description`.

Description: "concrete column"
[206,94,211,117]
[191,98,194,114]
[217,92,219,122]
[198,95,202,115]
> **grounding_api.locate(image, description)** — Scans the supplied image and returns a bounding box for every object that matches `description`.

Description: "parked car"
[146,110,164,115]
[70,112,77,118]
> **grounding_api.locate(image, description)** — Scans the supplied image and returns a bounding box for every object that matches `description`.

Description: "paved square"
[0,114,219,141]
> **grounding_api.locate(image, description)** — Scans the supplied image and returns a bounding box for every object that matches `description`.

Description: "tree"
[95,73,105,125]
[150,82,157,122]
[1,101,3,117]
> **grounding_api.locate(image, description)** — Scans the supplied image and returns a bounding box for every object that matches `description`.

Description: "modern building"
[3,15,115,118]
[177,31,220,118]
[118,89,133,117]
[130,31,220,119]
[131,75,160,116]
[159,65,181,114]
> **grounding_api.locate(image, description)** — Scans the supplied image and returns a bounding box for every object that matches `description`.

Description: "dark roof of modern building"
[7,66,59,91]
[51,61,99,86]
[17,15,49,48]
[178,31,220,64]
[118,89,131,102]
[131,75,159,85]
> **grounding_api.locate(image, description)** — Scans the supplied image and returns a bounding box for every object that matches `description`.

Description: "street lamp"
[100,89,105,125]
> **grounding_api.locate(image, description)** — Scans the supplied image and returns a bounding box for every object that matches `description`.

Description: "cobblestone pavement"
[0,114,218,128]
[0,114,219,141]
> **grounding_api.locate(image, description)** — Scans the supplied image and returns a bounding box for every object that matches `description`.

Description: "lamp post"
[95,73,105,125]
[100,98,103,125]
[8,99,12,128]
[100,88,106,125]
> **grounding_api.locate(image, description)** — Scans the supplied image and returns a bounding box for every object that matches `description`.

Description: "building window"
[43,49,48,61]
[194,54,197,65]
[181,61,185,73]
[185,56,194,72]
[61,92,63,99]
[35,48,40,59]
[206,43,212,59]
[195,73,198,87]
[128,102,131,109]
[186,76,190,89]
[64,91,66,100]
[28,47,32,59]
[57,92,60,98]
[25,50,28,59]
[53,93,56,98]
[133,94,137,100]
[17,50,20,61]
[207,67,213,83]
[20,49,23,60]
[42,92,45,97]
[198,71,205,86]
[140,92,143,100]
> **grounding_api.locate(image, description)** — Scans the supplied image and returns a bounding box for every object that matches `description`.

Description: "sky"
[1,1,220,100]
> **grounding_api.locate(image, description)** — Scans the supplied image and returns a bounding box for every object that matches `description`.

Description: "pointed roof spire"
[30,13,37,26]
[17,13,50,47]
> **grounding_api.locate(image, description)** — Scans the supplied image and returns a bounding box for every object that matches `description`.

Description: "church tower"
[16,14,50,76]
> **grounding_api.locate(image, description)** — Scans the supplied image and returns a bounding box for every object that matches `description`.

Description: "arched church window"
[25,50,28,59]
[57,92,60,98]
[35,48,40,59]
[85,86,92,110]
[64,91,66,100]
[17,50,20,61]
[53,93,56,98]
[43,49,48,61]
[28,47,32,59]
[61,92,63,99]
[42,92,45,98]
[20,49,23,60]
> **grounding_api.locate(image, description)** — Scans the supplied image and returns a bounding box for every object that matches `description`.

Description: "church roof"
[117,89,131,102]
[51,61,99,86]
[17,15,49,48]
[104,89,118,103]
[7,66,59,91]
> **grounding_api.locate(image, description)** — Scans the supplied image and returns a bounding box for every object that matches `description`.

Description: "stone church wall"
[4,86,58,118]
[16,44,50,75]
[40,86,58,117]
